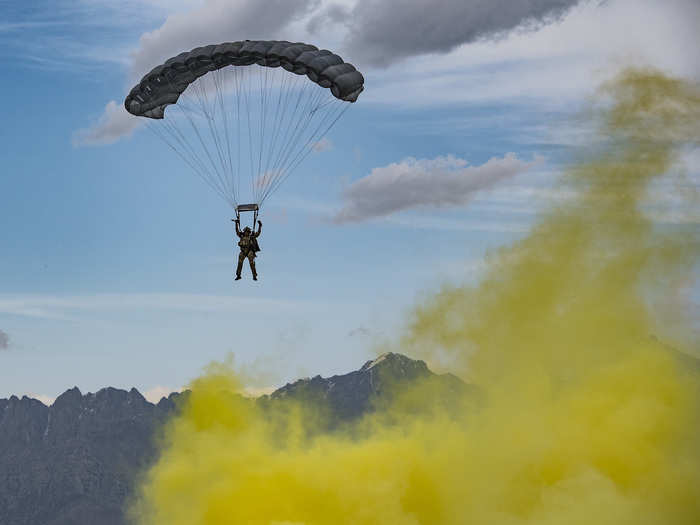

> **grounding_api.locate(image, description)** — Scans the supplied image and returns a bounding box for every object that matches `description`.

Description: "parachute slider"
[234,203,259,225]
[236,203,259,213]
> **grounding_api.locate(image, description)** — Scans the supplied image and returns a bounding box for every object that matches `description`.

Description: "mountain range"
[0,353,468,525]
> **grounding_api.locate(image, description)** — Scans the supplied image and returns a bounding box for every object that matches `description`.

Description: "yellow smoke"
[130,69,700,525]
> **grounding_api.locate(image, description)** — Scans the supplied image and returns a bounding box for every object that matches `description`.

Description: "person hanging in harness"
[234,218,262,281]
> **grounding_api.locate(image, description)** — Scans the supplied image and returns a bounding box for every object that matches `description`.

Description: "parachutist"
[234,219,262,281]
[125,41,362,284]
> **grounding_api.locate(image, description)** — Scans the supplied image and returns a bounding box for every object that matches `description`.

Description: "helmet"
[243,226,252,234]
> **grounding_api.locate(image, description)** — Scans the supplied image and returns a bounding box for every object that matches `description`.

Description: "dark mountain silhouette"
[0,387,181,525]
[0,353,468,525]
[262,352,474,429]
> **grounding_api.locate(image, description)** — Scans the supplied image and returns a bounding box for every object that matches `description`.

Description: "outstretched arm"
[234,218,242,236]
[255,220,262,237]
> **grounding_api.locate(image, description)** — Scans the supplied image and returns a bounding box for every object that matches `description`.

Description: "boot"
[235,275,241,281]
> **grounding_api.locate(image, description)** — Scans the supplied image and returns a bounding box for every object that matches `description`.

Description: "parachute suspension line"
[176,87,229,200]
[194,75,237,205]
[148,119,233,207]
[260,100,349,206]
[256,66,270,203]
[212,69,237,206]
[278,101,348,192]
[259,66,298,203]
[262,78,321,198]
[127,42,364,212]
[289,98,348,174]
[313,96,338,113]
[279,86,329,168]
[256,82,342,205]
[243,67,255,201]
[221,70,237,202]
[232,67,243,204]
[156,112,227,201]
[253,68,264,203]
[261,66,296,196]
[188,80,228,200]
[283,101,349,184]
[263,75,313,194]
[177,96,233,207]
[242,66,256,202]
[260,84,332,202]
[144,62,355,211]
[256,68,266,202]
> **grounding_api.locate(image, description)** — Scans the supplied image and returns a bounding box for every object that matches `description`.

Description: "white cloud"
[0,1,175,71]
[0,21,66,32]
[311,137,333,153]
[348,326,371,338]
[679,147,700,177]
[382,213,532,234]
[73,100,143,146]
[242,385,276,397]
[143,385,183,403]
[339,0,582,66]
[334,153,541,222]
[0,293,315,321]
[21,393,56,406]
[361,0,700,107]
[128,0,317,80]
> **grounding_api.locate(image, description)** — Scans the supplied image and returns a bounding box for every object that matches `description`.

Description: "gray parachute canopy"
[124,40,363,211]
[125,40,364,119]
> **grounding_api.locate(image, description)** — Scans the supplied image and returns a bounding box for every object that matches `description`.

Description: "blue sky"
[1,0,698,403]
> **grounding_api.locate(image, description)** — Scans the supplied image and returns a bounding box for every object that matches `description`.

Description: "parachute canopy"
[125,40,364,210]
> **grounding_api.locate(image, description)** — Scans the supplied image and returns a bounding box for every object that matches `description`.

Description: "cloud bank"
[73,100,142,146]
[311,137,333,153]
[143,385,182,404]
[334,153,540,222]
[336,0,584,66]
[80,0,593,145]
[0,293,313,321]
[78,0,700,146]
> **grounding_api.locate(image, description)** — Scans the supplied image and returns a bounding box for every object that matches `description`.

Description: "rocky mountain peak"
[359,351,430,376]
[52,386,82,409]
[267,352,461,425]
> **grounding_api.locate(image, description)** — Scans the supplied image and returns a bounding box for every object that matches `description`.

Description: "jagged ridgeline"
[0,353,467,525]
[0,388,181,525]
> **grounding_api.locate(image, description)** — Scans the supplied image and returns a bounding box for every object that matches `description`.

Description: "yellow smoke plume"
[130,69,700,524]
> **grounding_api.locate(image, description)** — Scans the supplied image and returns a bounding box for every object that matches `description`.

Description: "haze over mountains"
[0,353,468,525]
